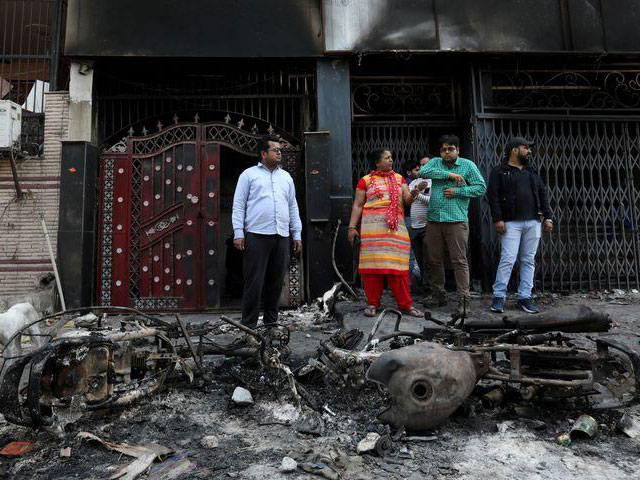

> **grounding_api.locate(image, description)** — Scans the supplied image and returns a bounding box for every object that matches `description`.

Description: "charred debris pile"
[0,300,639,476]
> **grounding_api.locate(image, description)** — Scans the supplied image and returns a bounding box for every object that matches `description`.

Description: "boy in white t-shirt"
[405,157,431,291]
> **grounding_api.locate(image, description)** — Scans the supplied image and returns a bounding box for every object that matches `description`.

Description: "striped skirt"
[358,207,410,275]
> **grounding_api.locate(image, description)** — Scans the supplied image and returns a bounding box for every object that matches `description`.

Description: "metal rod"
[41,217,66,310]
[106,328,159,342]
[332,219,358,299]
[49,0,65,91]
[175,314,201,369]
[219,315,266,344]
[484,372,588,388]
[8,151,23,198]
[469,344,583,354]
[365,308,403,346]
[363,331,423,351]
[2,306,173,352]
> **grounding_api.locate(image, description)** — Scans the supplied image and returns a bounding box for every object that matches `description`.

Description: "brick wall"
[0,92,69,298]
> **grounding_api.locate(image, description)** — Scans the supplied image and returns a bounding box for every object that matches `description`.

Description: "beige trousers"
[425,221,470,298]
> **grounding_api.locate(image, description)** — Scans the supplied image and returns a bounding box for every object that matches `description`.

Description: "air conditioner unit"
[0,100,22,150]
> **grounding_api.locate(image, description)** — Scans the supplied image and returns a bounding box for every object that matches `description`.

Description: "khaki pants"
[425,221,469,298]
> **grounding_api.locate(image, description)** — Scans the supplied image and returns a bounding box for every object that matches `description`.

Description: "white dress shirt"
[232,162,302,240]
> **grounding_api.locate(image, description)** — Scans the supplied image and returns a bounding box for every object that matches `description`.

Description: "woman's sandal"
[364,305,377,317]
[402,306,424,318]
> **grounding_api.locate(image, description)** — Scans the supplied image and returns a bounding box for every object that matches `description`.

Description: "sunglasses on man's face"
[440,146,457,153]
[266,148,282,153]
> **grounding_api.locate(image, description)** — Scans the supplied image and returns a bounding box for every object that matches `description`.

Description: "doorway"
[219,147,256,308]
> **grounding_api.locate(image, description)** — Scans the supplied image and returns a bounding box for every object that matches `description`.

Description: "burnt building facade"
[57,0,640,310]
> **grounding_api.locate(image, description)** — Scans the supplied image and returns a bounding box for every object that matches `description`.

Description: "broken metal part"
[218,316,291,369]
[505,306,611,333]
[0,335,116,427]
[401,435,438,442]
[363,331,423,352]
[570,414,598,439]
[468,351,491,378]
[365,309,403,345]
[481,387,505,409]
[422,306,613,347]
[297,328,367,385]
[329,329,363,350]
[556,432,572,446]
[375,434,393,457]
[77,431,173,479]
[297,358,343,385]
[319,343,381,388]
[516,332,574,346]
[463,339,638,409]
[366,341,478,432]
[217,316,315,410]
[360,308,428,352]
[175,314,201,370]
[219,316,266,344]
[295,413,325,436]
[593,337,640,399]
[617,413,640,438]
[0,319,178,428]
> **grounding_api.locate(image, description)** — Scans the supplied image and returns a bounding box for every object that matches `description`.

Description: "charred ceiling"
[65,0,640,57]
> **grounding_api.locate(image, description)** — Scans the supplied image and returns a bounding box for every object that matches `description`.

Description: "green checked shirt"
[419,156,486,223]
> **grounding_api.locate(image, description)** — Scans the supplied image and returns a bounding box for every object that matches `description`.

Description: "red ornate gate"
[97,118,302,311]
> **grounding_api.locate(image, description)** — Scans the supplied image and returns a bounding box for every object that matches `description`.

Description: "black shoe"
[423,292,447,307]
[490,297,505,313]
[517,298,539,314]
[456,296,471,317]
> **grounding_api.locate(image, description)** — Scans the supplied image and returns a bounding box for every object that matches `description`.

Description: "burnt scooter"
[300,306,640,432]
[0,307,293,428]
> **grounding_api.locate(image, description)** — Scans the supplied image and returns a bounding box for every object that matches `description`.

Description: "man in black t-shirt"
[486,137,553,314]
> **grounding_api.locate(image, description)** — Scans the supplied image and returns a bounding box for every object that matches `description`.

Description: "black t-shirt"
[510,166,538,220]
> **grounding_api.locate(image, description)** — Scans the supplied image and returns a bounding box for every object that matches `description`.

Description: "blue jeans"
[492,219,541,299]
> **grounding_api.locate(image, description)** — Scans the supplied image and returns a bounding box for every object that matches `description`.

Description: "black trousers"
[408,225,427,287]
[242,233,290,328]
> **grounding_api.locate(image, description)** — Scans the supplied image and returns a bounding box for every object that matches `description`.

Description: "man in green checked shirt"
[419,134,486,316]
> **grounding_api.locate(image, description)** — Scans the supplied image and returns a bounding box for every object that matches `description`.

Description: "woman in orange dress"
[347,149,427,317]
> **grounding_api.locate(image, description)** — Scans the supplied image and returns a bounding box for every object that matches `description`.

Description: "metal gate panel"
[279,144,303,306]
[97,153,132,307]
[350,76,459,183]
[200,143,221,308]
[95,64,315,145]
[473,117,640,291]
[137,143,200,309]
[352,123,430,183]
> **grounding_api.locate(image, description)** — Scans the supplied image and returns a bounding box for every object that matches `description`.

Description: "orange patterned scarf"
[370,170,401,231]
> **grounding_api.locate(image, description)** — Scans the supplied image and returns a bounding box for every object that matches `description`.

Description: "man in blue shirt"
[232,135,302,328]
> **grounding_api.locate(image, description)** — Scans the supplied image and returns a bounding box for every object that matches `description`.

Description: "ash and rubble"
[1,291,640,479]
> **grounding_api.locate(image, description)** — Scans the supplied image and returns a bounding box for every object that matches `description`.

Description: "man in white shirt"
[232,135,302,328]
[406,156,431,290]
